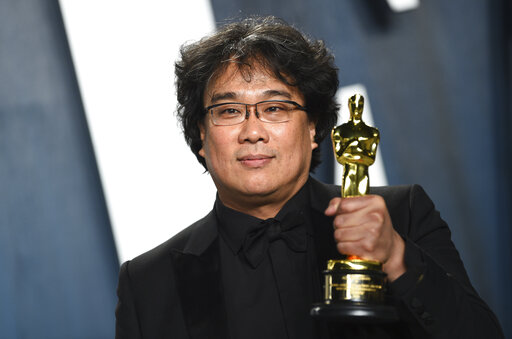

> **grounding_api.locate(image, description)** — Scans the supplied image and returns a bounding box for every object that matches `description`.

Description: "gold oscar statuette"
[311,94,398,322]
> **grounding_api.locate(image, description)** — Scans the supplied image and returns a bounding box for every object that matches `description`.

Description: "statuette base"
[310,302,398,323]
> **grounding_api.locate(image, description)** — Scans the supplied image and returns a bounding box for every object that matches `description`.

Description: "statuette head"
[348,94,364,120]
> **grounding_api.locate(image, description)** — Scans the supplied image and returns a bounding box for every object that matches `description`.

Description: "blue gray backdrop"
[1,0,510,338]
[0,1,119,338]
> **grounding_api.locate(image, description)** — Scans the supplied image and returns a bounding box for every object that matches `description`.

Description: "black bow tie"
[242,212,307,268]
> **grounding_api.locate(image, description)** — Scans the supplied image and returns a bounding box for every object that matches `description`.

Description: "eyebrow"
[209,89,293,104]
[264,90,292,99]
[210,92,237,103]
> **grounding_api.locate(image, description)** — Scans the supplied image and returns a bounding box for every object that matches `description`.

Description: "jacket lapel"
[309,177,345,272]
[171,211,229,339]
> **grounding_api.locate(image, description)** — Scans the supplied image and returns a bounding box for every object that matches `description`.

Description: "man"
[115,16,503,338]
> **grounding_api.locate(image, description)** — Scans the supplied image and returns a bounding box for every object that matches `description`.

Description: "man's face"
[199,62,318,217]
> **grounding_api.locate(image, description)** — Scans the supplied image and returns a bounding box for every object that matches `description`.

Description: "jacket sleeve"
[388,185,504,338]
[115,261,143,339]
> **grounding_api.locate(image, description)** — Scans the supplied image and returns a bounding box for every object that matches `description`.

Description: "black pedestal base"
[310,302,399,323]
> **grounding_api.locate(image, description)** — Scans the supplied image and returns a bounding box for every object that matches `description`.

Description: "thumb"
[324,198,341,216]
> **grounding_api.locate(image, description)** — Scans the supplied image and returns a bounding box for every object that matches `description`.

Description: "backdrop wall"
[0,1,118,338]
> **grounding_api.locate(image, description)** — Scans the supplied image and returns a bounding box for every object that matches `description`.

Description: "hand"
[324,195,406,282]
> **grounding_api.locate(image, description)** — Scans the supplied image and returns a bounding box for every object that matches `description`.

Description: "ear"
[309,121,318,150]
[198,122,206,158]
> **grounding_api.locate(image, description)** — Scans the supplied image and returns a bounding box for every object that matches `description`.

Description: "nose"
[238,105,270,144]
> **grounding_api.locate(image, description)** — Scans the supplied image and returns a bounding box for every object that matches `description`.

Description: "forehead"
[203,62,303,104]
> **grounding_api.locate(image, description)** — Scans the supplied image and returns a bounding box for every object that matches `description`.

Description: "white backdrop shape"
[59,1,217,263]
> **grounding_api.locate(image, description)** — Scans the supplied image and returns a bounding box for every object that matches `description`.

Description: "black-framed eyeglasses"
[204,100,307,126]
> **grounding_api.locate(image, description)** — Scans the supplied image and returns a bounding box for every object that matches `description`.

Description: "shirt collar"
[215,178,313,254]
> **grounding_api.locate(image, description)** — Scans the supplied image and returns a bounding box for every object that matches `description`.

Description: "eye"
[220,107,242,115]
[214,104,244,118]
[262,103,287,113]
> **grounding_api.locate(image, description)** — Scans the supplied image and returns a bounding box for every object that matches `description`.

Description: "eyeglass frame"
[204,99,307,126]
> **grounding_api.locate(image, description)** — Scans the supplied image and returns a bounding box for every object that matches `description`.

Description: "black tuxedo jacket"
[115,178,503,339]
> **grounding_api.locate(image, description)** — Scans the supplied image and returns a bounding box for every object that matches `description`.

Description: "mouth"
[238,154,275,168]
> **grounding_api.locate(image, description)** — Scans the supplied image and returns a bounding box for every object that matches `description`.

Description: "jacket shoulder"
[371,184,416,208]
[124,210,215,277]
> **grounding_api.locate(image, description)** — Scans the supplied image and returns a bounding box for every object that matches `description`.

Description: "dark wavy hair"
[175,16,339,171]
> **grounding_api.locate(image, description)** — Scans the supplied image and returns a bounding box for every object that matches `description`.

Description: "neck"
[233,203,283,220]
[219,195,286,220]
[350,115,362,123]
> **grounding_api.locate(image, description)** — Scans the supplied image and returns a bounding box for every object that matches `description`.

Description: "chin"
[242,181,276,196]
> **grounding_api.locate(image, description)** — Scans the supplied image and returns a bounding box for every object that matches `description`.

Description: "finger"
[336,241,369,258]
[336,242,379,262]
[333,219,381,244]
[332,207,384,230]
[336,231,381,260]
[325,196,370,217]
[333,225,365,243]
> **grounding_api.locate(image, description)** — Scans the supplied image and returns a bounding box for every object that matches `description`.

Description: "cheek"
[202,130,236,165]
[277,125,313,161]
